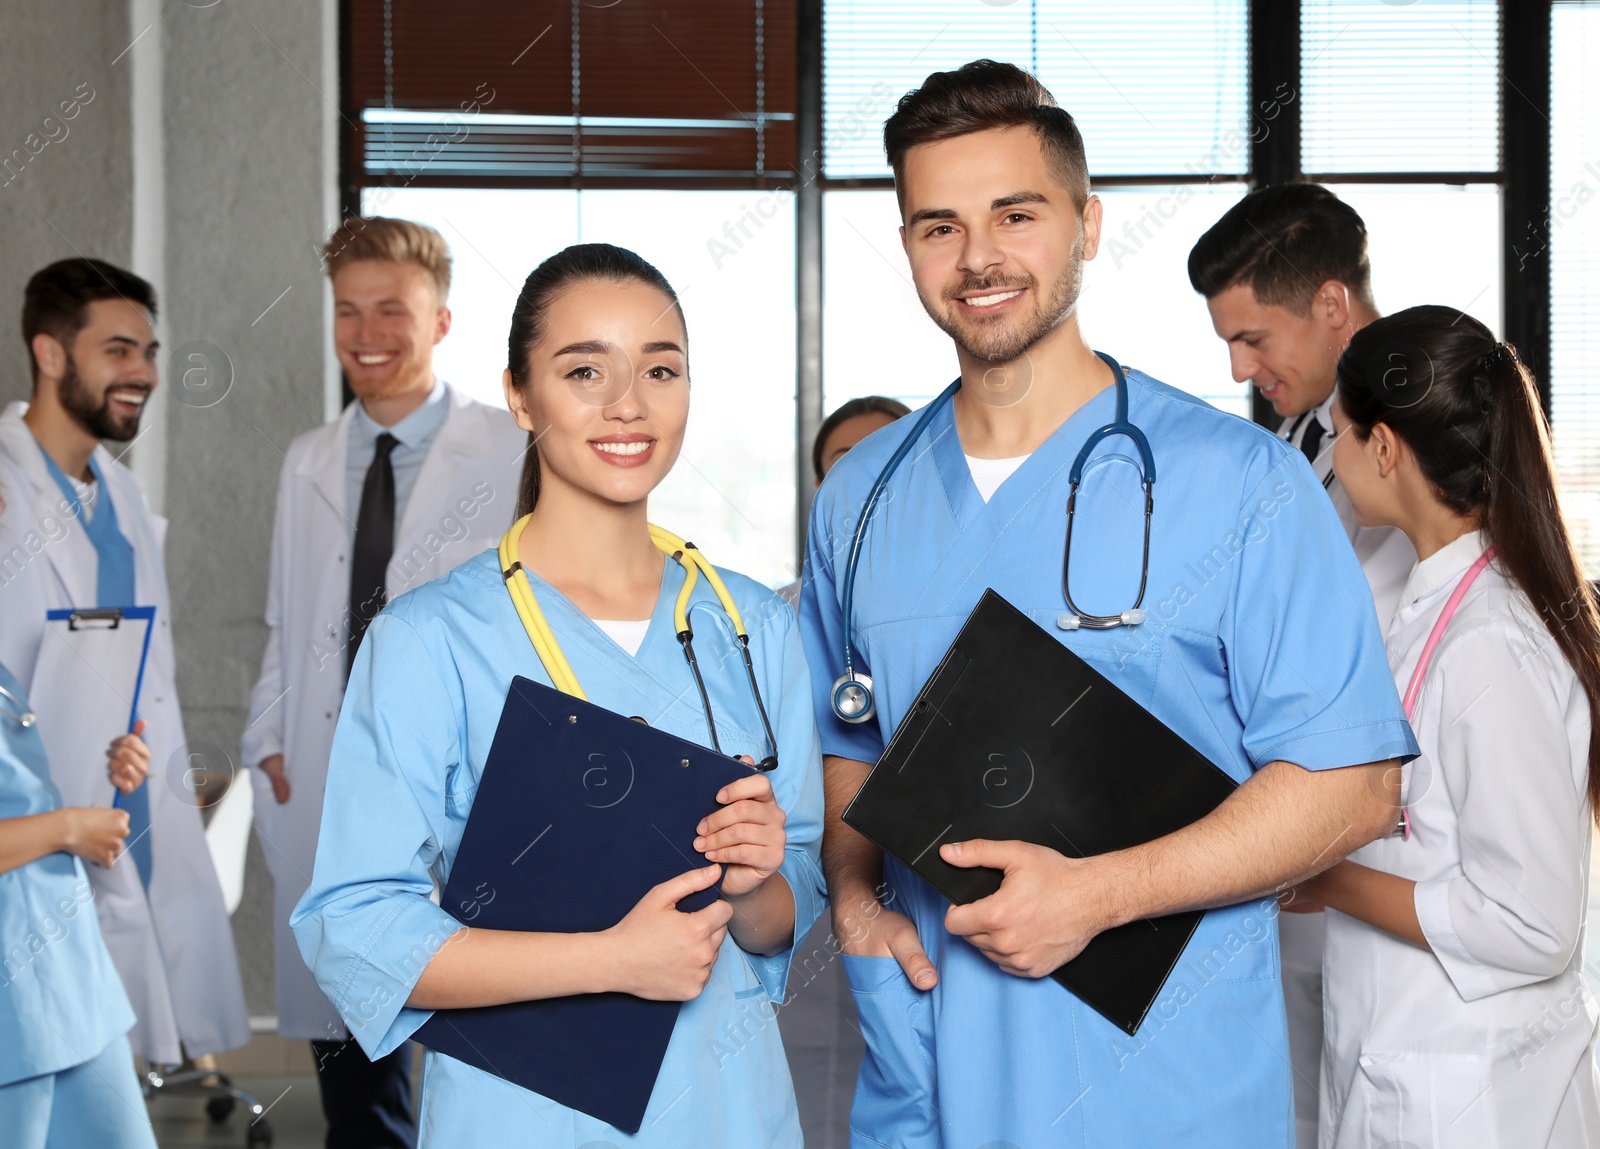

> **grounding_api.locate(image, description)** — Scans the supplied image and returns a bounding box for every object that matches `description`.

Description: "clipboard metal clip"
[67,608,124,631]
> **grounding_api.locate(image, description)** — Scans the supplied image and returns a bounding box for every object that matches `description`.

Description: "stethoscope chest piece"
[0,684,36,727]
[831,672,876,724]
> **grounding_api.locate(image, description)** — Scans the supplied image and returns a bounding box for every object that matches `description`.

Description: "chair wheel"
[205,1095,235,1123]
[247,1117,273,1146]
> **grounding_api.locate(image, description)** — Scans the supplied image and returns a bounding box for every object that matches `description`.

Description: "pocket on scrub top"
[1353,1049,1493,1147]
[842,954,938,1148]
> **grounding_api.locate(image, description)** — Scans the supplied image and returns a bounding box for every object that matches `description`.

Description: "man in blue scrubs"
[798,61,1418,1147]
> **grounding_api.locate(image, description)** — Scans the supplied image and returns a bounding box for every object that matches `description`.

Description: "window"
[821,1,1254,419]
[1300,0,1499,176]
[1550,1,1600,574]
[823,1,1250,179]
[1335,184,1502,331]
[349,1,796,185]
[342,0,1536,586]
[369,187,799,588]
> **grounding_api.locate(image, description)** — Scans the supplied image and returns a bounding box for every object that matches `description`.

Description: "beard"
[922,229,1086,364]
[58,357,145,442]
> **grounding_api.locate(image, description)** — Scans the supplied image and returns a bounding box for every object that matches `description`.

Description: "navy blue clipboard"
[413,675,756,1133]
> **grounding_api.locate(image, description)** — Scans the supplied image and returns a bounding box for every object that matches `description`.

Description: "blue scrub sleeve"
[799,480,888,765]
[289,613,467,1060]
[739,602,829,1002]
[1220,453,1419,772]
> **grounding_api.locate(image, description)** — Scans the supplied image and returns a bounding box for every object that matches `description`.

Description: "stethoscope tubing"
[499,516,778,771]
[832,352,1154,719]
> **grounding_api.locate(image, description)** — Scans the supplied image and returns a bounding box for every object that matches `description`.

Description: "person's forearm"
[1310,860,1427,949]
[725,872,795,957]
[822,755,887,932]
[0,811,71,875]
[406,927,616,1008]
[1096,759,1400,929]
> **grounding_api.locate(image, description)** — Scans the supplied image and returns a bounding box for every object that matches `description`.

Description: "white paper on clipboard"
[30,606,156,809]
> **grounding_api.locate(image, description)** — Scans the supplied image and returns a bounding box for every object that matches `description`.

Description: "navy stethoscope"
[830,350,1156,725]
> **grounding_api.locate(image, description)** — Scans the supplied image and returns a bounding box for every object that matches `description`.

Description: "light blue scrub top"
[291,549,827,1148]
[799,365,1419,1149]
[0,662,136,1087]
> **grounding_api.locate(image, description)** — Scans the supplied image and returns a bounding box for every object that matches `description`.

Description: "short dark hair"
[883,59,1090,216]
[813,395,911,481]
[1187,183,1372,314]
[22,258,158,382]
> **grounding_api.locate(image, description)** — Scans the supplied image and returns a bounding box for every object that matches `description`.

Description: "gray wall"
[0,0,135,404]
[0,0,339,1018]
[160,0,338,1021]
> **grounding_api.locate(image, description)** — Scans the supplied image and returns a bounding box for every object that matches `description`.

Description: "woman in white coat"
[1288,305,1600,1148]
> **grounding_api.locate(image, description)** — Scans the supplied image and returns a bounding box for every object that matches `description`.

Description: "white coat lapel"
[303,403,356,531]
[388,386,514,597]
[0,404,97,607]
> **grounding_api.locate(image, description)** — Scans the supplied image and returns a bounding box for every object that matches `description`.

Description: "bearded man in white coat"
[0,258,250,1066]
[242,217,525,1149]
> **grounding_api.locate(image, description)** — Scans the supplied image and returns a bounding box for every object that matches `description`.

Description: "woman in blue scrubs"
[0,660,157,1149]
[292,243,826,1148]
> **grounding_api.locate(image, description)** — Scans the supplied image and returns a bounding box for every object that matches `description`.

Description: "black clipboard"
[842,590,1239,1034]
[413,675,756,1132]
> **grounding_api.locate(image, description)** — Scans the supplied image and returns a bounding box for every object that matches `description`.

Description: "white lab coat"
[241,384,526,1039]
[1280,393,1416,626]
[0,401,250,1064]
[1322,531,1600,1148]
[1278,393,1419,1149]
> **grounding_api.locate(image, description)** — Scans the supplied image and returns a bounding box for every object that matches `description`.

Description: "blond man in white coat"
[1190,185,1417,1149]
[0,258,249,1066]
[242,217,524,1148]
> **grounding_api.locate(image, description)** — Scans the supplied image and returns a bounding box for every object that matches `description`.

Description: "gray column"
[159,0,339,1017]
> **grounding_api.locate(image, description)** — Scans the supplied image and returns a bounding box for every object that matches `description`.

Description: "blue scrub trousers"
[0,1035,156,1149]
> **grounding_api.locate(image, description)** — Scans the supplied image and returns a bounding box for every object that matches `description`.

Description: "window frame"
[338,0,1549,565]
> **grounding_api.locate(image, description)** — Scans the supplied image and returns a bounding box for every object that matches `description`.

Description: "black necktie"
[1300,414,1328,470]
[349,433,399,675]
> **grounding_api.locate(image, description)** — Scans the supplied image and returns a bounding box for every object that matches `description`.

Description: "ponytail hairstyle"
[506,243,685,518]
[1337,305,1600,821]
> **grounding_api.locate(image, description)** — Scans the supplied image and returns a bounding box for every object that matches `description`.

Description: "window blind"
[1300,0,1499,176]
[822,0,1249,180]
[1550,0,1600,572]
[349,0,796,186]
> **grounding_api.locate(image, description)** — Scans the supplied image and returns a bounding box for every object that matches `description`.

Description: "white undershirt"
[964,453,1031,503]
[592,618,651,657]
[73,475,98,524]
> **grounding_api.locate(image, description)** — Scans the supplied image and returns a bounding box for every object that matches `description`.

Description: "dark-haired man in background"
[0,258,250,1068]
[1189,185,1417,1149]
[800,61,1416,1147]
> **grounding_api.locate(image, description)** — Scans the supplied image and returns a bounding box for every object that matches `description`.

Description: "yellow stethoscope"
[498,514,778,770]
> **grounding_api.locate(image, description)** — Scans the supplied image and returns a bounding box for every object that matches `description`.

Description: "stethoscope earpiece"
[830,673,876,724]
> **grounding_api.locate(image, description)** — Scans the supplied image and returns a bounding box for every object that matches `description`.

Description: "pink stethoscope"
[1394,545,1497,839]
